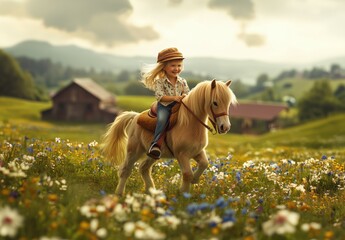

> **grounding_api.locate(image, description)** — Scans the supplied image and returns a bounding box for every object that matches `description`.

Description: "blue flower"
[235,171,241,182]
[99,190,106,196]
[186,203,199,215]
[27,146,34,154]
[215,197,227,208]
[199,194,206,199]
[183,192,192,199]
[321,155,327,160]
[222,209,236,223]
[198,202,210,211]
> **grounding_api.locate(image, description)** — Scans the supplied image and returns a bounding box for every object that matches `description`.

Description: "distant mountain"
[4,40,344,84]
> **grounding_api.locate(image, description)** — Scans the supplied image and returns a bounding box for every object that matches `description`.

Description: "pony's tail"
[101,111,138,166]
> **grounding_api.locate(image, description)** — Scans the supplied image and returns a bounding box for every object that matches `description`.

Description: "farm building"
[230,102,288,134]
[41,78,120,122]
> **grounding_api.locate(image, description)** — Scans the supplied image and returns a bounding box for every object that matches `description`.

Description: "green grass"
[247,78,345,100]
[117,95,155,112]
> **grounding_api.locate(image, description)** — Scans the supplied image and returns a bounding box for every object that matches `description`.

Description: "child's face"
[164,60,183,80]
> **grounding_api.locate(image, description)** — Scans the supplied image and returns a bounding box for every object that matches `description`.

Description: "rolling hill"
[4,40,305,85]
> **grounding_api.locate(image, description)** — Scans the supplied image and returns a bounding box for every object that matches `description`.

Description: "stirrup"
[147,145,161,159]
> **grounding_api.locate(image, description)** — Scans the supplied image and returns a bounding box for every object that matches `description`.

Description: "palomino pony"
[102,79,237,195]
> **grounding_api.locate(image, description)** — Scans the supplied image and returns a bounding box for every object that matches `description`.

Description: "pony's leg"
[139,158,157,193]
[191,150,209,184]
[115,148,142,196]
[177,156,193,193]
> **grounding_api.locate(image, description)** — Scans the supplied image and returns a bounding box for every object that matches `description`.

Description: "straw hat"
[157,47,184,63]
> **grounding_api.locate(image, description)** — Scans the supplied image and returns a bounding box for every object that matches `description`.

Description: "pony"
[101,79,237,196]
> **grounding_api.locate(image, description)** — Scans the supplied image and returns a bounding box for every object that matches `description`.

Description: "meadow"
[1,96,345,240]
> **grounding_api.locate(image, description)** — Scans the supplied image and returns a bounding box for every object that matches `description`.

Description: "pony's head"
[180,79,237,134]
[208,79,237,134]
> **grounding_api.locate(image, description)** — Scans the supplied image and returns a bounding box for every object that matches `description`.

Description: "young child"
[140,47,190,159]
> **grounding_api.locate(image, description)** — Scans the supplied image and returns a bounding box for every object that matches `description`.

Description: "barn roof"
[72,78,114,101]
[230,102,288,121]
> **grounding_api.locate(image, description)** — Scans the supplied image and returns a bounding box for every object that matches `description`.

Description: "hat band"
[158,52,184,63]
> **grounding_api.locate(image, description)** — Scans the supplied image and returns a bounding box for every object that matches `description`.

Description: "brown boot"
[147,145,161,159]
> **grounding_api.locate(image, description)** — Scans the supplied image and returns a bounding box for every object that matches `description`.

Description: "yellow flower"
[48,194,58,202]
[79,221,90,231]
[1,189,10,196]
[211,226,220,235]
[324,231,334,239]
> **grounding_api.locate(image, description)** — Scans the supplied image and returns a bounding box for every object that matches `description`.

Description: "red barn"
[41,78,120,122]
[230,102,288,134]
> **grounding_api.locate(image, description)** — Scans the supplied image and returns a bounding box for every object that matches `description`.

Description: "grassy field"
[1,96,345,239]
[248,78,345,101]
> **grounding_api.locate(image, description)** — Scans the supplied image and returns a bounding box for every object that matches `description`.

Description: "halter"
[181,82,229,135]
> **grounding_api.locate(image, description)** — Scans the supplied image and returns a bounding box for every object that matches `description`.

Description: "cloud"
[208,0,255,21]
[0,0,159,46]
[238,32,266,47]
[208,0,265,47]
[169,0,183,6]
[0,0,27,17]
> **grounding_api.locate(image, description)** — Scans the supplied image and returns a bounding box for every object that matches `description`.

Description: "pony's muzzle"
[219,123,231,134]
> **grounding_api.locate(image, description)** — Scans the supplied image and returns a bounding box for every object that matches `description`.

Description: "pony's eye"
[213,101,218,107]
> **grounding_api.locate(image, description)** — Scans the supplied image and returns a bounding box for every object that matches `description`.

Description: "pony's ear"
[226,80,232,87]
[211,79,216,89]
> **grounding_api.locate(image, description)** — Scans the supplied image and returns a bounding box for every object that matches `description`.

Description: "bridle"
[180,84,229,135]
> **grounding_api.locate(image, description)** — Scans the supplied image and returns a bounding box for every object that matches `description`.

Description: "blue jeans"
[151,101,176,147]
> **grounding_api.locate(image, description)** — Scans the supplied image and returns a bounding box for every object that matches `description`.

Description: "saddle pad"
[137,102,181,132]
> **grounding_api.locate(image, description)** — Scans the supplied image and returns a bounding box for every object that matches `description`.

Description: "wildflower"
[301,222,321,232]
[40,236,64,240]
[123,221,135,236]
[208,213,222,228]
[156,215,181,229]
[96,228,107,238]
[0,206,24,238]
[186,203,199,215]
[295,185,305,193]
[324,231,334,239]
[183,192,192,199]
[55,137,61,143]
[262,210,300,236]
[113,204,129,222]
[235,171,241,182]
[88,140,98,147]
[215,197,227,208]
[124,221,165,239]
[243,160,255,168]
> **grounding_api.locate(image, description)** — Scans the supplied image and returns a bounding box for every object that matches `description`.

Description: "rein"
[180,100,228,135]
[180,81,230,135]
[180,101,216,134]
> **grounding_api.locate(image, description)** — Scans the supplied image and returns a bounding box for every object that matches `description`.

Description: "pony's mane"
[178,80,237,126]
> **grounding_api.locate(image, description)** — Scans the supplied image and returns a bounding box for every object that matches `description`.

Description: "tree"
[124,81,152,95]
[330,64,342,79]
[117,70,130,82]
[334,84,345,106]
[230,80,251,98]
[0,50,40,100]
[298,80,342,121]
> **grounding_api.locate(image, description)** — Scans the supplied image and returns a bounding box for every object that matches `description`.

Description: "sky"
[0,0,345,63]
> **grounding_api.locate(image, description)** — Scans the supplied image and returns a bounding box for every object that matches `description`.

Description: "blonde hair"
[140,62,166,91]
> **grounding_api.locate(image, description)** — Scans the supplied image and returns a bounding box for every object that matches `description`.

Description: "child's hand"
[174,95,185,102]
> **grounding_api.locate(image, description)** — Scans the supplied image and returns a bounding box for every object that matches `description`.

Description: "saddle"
[137,102,181,132]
